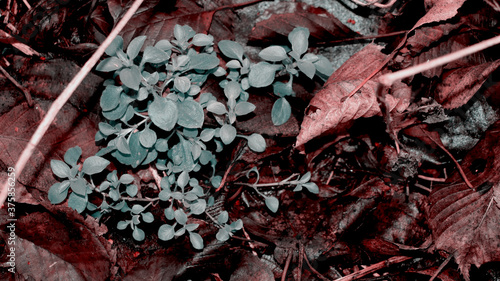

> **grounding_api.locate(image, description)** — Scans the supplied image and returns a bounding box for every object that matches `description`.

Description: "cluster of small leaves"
[48,24,324,249]
[245,168,319,213]
[249,27,334,125]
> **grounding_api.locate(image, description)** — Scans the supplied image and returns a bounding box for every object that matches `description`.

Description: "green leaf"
[141,212,154,223]
[131,204,144,214]
[231,219,243,230]
[211,175,222,189]
[303,182,319,194]
[271,97,292,126]
[96,57,123,72]
[51,160,71,178]
[234,102,256,116]
[120,174,135,184]
[105,35,123,56]
[273,81,294,97]
[300,172,311,183]
[224,81,241,100]
[149,97,178,131]
[174,209,188,225]
[185,223,199,232]
[48,181,70,204]
[192,33,213,46]
[139,127,157,148]
[127,35,146,60]
[217,211,229,224]
[226,60,241,69]
[216,228,230,242]
[314,55,334,77]
[200,128,215,142]
[189,232,204,250]
[158,224,175,241]
[247,134,266,153]
[265,196,279,213]
[177,99,204,129]
[155,138,169,152]
[297,60,315,79]
[177,171,189,189]
[220,124,236,145]
[189,53,219,70]
[207,101,227,115]
[112,132,148,168]
[288,27,309,56]
[155,39,174,51]
[142,46,170,64]
[116,136,131,154]
[102,94,132,120]
[259,46,288,62]
[117,220,129,230]
[98,122,117,136]
[119,66,141,91]
[132,227,145,241]
[70,177,88,196]
[68,193,87,213]
[164,206,175,220]
[190,199,206,215]
[174,24,195,42]
[126,184,138,197]
[82,156,110,175]
[248,62,279,88]
[218,40,244,61]
[174,76,191,93]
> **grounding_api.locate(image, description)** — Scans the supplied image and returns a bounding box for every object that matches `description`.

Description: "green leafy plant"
[48,24,324,249]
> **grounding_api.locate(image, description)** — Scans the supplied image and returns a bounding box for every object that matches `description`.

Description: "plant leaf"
[259,46,288,62]
[248,62,279,88]
[265,196,279,213]
[149,97,178,131]
[127,35,147,60]
[158,224,175,241]
[50,160,71,179]
[64,146,82,167]
[271,97,292,126]
[218,40,244,61]
[82,156,110,175]
[189,232,204,249]
[288,27,309,56]
[220,124,236,145]
[177,99,204,129]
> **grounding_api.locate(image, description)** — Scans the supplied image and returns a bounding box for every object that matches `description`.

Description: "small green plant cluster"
[48,25,324,249]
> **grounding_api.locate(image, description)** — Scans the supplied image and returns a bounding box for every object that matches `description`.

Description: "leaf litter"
[1,0,500,280]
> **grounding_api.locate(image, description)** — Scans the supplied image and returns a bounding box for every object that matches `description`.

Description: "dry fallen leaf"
[427,120,500,280]
[296,44,409,150]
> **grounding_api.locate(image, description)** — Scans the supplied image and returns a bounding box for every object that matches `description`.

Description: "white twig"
[379,34,500,86]
[0,0,145,208]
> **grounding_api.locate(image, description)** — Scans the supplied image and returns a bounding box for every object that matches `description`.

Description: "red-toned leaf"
[0,101,99,200]
[434,60,500,109]
[109,0,235,47]
[296,44,410,149]
[427,120,500,280]
[412,0,467,31]
[248,2,358,45]
[1,211,112,280]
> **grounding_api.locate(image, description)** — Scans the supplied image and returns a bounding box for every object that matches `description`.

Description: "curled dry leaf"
[427,120,500,280]
[295,44,410,150]
[434,60,500,109]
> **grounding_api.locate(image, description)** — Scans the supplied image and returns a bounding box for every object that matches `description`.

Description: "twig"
[0,0,146,208]
[303,250,331,281]
[420,129,473,189]
[21,0,31,10]
[0,64,33,107]
[281,249,294,281]
[417,174,446,182]
[334,256,413,281]
[149,165,162,191]
[0,29,40,56]
[429,254,453,281]
[379,34,500,87]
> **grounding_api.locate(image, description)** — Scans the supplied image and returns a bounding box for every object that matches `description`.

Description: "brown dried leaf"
[248,2,358,45]
[415,0,467,30]
[0,101,99,200]
[110,0,235,47]
[427,120,500,280]
[296,44,408,149]
[434,60,500,109]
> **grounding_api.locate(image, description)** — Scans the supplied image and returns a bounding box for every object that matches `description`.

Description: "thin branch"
[0,64,33,107]
[379,34,500,87]
[334,256,413,281]
[0,0,145,208]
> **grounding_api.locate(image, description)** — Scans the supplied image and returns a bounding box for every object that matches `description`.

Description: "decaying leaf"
[248,2,359,45]
[295,44,410,150]
[434,60,500,109]
[427,120,500,280]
